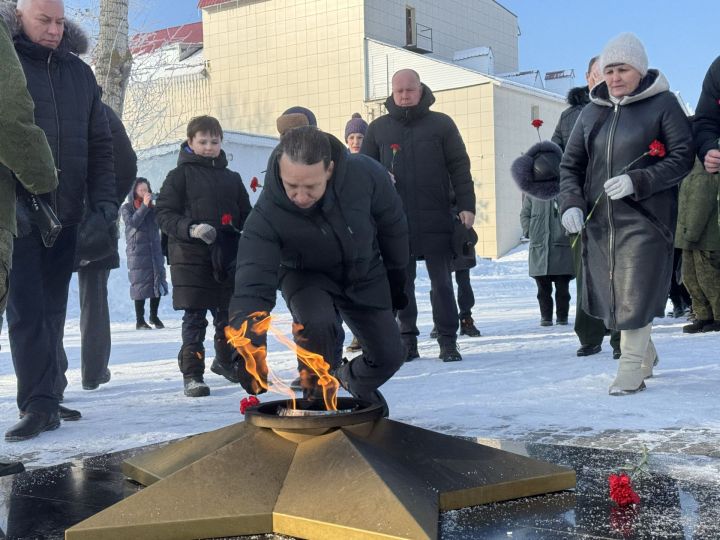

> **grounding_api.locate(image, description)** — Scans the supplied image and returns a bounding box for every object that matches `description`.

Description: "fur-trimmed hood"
[511,140,563,200]
[0,1,89,55]
[566,85,590,107]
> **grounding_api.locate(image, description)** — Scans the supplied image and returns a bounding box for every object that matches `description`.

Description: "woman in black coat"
[121,178,168,329]
[559,33,694,395]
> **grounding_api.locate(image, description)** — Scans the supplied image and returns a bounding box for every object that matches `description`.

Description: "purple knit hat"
[344,113,368,141]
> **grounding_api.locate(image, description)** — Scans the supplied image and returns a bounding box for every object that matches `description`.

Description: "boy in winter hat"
[344,112,368,154]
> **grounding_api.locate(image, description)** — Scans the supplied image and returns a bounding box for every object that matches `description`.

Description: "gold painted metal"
[67,416,576,540]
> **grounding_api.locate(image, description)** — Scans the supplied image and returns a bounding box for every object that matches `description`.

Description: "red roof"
[197,0,232,8]
[131,22,203,56]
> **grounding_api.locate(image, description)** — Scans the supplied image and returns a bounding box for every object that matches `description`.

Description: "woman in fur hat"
[558,33,694,395]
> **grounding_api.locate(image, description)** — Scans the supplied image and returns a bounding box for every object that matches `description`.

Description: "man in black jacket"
[3,0,117,441]
[694,56,720,173]
[362,69,475,362]
[228,127,409,412]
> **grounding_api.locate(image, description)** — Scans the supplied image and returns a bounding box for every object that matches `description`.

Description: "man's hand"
[704,149,720,174]
[561,208,584,234]
[190,223,217,244]
[604,174,634,200]
[458,211,475,229]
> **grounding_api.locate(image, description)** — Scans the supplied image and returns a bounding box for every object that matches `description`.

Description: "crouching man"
[227,126,409,414]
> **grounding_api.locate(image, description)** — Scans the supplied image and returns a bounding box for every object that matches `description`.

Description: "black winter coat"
[156,144,251,310]
[559,70,694,330]
[121,179,168,301]
[551,86,590,151]
[1,7,117,227]
[693,56,720,163]
[361,84,474,257]
[229,133,409,326]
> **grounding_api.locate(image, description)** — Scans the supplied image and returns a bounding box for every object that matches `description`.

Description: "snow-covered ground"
[1,243,719,469]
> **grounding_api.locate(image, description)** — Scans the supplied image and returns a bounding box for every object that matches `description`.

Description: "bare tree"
[95,0,132,116]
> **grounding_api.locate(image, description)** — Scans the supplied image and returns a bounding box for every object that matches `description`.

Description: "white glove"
[604,174,634,200]
[189,223,217,244]
[561,208,584,234]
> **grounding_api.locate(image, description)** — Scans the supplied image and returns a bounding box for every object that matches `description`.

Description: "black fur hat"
[511,140,563,200]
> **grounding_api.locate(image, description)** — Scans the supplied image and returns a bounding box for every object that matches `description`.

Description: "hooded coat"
[121,179,168,301]
[229,133,409,326]
[361,84,474,257]
[0,2,116,228]
[559,70,694,330]
[552,86,591,151]
[693,56,720,164]
[155,144,251,311]
[520,196,574,278]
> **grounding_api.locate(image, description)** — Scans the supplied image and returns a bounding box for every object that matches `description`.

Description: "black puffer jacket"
[1,3,116,227]
[693,56,720,163]
[229,133,408,326]
[551,86,590,151]
[559,70,694,330]
[361,84,474,256]
[156,144,252,310]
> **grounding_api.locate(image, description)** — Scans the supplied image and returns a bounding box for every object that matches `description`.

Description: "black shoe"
[540,319,553,327]
[83,368,111,390]
[333,361,389,417]
[429,326,438,339]
[290,376,303,391]
[439,341,462,362]
[19,405,81,421]
[5,411,61,442]
[683,319,713,334]
[0,461,24,477]
[345,336,362,352]
[459,317,481,337]
[136,320,152,330]
[576,344,601,357]
[210,357,242,384]
[556,318,569,325]
[183,376,210,397]
[613,349,621,360]
[149,315,164,329]
[700,320,720,333]
[404,339,419,362]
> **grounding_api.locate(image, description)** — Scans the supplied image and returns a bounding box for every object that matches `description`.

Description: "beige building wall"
[492,85,566,257]
[364,0,518,73]
[201,0,367,141]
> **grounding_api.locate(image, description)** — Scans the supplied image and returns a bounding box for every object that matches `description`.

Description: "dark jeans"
[7,226,78,414]
[56,267,112,395]
[572,234,620,349]
[288,286,404,395]
[455,269,475,319]
[399,252,458,342]
[534,275,571,321]
[181,308,228,351]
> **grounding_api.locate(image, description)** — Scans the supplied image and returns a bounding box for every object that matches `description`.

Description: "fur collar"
[0,1,89,55]
[566,86,590,107]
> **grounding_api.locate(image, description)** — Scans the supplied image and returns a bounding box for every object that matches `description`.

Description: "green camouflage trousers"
[682,249,720,321]
[0,228,12,317]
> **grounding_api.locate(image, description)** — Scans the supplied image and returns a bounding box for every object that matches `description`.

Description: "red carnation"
[608,473,640,506]
[648,139,666,158]
[531,119,543,129]
[390,143,401,153]
[240,396,260,414]
[249,177,262,192]
[221,213,232,226]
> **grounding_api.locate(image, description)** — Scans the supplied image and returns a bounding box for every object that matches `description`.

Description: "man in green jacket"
[0,16,57,464]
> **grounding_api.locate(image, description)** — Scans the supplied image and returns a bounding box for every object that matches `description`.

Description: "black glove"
[386,268,409,311]
[96,201,119,225]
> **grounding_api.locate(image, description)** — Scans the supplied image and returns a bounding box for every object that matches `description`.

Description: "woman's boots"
[609,323,655,396]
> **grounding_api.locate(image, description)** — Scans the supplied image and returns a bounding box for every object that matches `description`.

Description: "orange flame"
[224,312,339,410]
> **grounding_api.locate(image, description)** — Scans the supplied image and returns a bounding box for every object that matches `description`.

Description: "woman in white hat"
[558,33,694,395]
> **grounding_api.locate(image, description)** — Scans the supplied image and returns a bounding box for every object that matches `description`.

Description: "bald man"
[2,0,116,441]
[362,69,475,363]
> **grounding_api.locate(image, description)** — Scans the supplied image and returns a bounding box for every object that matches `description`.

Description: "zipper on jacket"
[47,52,62,216]
[605,103,620,329]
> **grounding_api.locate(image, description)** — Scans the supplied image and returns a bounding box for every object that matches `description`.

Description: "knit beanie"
[344,113,368,141]
[276,106,317,135]
[600,33,648,76]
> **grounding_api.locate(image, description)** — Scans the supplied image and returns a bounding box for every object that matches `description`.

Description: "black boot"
[683,319,713,334]
[135,300,152,329]
[700,320,720,333]
[403,336,419,362]
[0,461,24,477]
[333,360,389,417]
[5,411,61,442]
[210,336,241,384]
[179,346,209,397]
[439,339,462,362]
[459,317,481,337]
[148,297,164,329]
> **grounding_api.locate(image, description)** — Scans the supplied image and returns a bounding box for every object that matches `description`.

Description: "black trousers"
[399,252,458,342]
[135,297,160,321]
[454,269,475,319]
[7,226,77,414]
[56,267,112,396]
[288,287,404,395]
[534,275,572,321]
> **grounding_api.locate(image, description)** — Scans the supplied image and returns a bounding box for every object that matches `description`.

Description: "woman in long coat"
[559,33,694,395]
[121,178,168,329]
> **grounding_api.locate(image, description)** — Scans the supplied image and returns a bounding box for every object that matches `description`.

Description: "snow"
[1,242,719,469]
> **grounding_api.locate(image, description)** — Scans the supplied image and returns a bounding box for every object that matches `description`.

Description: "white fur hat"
[600,33,648,76]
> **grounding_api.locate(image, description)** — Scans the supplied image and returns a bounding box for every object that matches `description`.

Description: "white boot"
[609,324,652,395]
[641,338,659,379]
